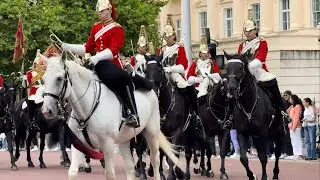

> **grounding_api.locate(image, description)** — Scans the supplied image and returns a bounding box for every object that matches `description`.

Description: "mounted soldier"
[61,0,140,128]
[127,25,153,77]
[22,50,46,123]
[187,35,221,100]
[159,15,202,125]
[238,17,289,120]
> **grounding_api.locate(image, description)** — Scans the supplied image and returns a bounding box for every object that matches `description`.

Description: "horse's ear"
[38,53,49,65]
[223,50,231,60]
[61,50,68,64]
[240,51,249,64]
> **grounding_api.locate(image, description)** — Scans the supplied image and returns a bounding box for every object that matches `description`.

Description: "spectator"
[285,94,304,160]
[0,133,7,151]
[229,129,240,158]
[302,98,317,160]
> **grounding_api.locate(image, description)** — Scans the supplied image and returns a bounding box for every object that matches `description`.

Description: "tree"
[0,0,165,77]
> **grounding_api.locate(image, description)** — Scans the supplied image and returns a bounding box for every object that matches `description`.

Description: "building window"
[176,19,181,42]
[280,0,290,30]
[199,11,207,36]
[252,3,260,28]
[313,0,320,27]
[224,8,233,37]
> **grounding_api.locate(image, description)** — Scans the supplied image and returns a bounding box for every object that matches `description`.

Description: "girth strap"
[82,127,96,149]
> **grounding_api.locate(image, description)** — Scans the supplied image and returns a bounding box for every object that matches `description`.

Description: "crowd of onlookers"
[228,90,320,161]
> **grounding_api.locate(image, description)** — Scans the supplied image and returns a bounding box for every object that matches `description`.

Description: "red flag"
[13,18,25,64]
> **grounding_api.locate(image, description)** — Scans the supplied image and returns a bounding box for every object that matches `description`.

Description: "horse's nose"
[42,107,53,116]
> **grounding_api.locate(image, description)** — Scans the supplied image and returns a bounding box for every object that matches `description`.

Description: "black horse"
[192,77,231,180]
[145,57,201,180]
[0,83,19,170]
[224,52,285,180]
[13,99,71,168]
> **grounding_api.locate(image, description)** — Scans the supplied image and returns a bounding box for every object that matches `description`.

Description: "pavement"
[0,151,319,180]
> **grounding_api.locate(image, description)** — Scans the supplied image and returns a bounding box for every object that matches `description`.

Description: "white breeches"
[170,73,188,88]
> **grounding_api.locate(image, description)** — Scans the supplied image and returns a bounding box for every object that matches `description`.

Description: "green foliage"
[0,0,164,78]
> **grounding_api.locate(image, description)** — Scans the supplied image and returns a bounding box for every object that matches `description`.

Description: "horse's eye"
[57,77,63,81]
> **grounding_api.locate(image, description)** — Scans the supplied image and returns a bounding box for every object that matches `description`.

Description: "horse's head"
[224,51,250,99]
[145,55,167,94]
[41,51,72,119]
[3,83,18,115]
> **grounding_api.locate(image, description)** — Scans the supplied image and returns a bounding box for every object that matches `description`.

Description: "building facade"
[158,0,320,104]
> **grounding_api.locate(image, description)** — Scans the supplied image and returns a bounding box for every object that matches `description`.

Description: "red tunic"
[130,56,136,67]
[187,60,221,86]
[238,39,268,72]
[0,75,3,88]
[84,22,125,69]
[26,70,38,96]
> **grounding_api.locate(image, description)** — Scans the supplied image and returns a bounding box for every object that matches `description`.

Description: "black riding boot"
[121,84,140,128]
[186,86,204,135]
[27,100,37,129]
[262,79,291,124]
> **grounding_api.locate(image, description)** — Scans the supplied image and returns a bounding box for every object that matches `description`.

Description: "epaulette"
[259,37,265,41]
[114,22,122,27]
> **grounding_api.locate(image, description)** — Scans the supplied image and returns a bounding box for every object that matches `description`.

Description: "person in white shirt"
[302,98,317,160]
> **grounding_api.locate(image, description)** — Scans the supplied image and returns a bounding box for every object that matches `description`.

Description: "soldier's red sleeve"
[237,43,243,54]
[212,60,221,73]
[255,40,268,71]
[130,56,136,67]
[0,76,3,87]
[85,25,96,53]
[109,26,125,56]
[186,62,196,79]
[176,46,188,70]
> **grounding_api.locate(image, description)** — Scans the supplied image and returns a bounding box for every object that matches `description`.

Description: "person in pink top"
[286,94,304,160]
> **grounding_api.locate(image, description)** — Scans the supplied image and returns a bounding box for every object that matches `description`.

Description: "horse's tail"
[157,132,180,168]
[47,125,62,149]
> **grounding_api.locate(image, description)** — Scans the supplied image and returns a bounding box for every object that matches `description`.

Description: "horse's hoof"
[140,173,147,180]
[147,167,154,177]
[135,170,141,178]
[10,164,18,171]
[220,173,229,180]
[84,167,92,173]
[79,167,85,172]
[206,170,214,177]
[201,168,206,176]
[184,172,190,180]
[40,163,47,169]
[160,172,166,180]
[193,168,200,174]
[28,162,35,167]
[175,167,185,180]
[100,160,105,168]
[64,162,71,168]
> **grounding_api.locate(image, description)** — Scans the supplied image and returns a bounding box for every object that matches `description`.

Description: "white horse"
[40,51,179,180]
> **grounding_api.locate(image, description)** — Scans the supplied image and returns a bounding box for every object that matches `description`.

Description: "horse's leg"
[136,144,147,179]
[143,132,161,180]
[39,132,47,168]
[184,147,192,180]
[58,125,70,168]
[218,131,230,180]
[238,133,255,180]
[68,145,84,180]
[103,137,116,180]
[205,143,214,177]
[272,132,283,180]
[26,130,35,167]
[14,129,21,161]
[193,148,200,174]
[200,146,206,176]
[84,156,92,173]
[253,137,268,180]
[118,141,135,180]
[5,130,18,170]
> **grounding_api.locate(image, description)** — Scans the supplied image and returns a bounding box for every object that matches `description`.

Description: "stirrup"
[219,120,232,130]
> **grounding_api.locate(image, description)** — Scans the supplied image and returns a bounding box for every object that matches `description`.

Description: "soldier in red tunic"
[238,18,288,119]
[61,0,139,128]
[187,36,221,99]
[22,50,46,124]
[159,15,203,126]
